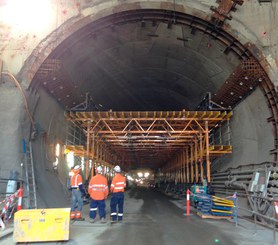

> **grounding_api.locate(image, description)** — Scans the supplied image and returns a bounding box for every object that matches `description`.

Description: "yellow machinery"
[13,208,70,243]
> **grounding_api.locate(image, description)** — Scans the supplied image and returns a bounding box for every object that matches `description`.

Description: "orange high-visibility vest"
[88,174,108,200]
[110,173,126,193]
[71,173,83,188]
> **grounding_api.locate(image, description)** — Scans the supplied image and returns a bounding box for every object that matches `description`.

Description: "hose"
[1,71,35,130]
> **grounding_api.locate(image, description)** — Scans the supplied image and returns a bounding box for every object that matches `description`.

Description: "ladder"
[23,139,37,209]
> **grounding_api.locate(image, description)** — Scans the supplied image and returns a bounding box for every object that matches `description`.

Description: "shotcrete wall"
[0,84,23,179]
[30,87,71,207]
[217,87,274,171]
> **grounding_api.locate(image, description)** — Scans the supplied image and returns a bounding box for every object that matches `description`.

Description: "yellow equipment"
[13,208,70,243]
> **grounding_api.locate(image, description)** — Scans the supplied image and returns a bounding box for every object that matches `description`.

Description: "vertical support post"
[205,120,211,183]
[194,138,198,183]
[183,150,186,184]
[227,119,231,145]
[86,122,90,180]
[190,144,194,183]
[180,152,183,184]
[91,133,95,177]
[186,146,189,183]
[199,132,204,181]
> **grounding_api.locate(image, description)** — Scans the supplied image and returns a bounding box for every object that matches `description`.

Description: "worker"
[88,165,109,223]
[70,165,85,221]
[110,165,126,223]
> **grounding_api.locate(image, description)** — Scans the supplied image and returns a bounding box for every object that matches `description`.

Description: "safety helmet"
[114,165,121,173]
[96,166,103,173]
[72,165,81,174]
[74,165,81,170]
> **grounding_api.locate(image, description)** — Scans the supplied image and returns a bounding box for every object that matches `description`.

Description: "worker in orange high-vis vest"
[70,165,85,221]
[88,166,108,223]
[110,165,126,223]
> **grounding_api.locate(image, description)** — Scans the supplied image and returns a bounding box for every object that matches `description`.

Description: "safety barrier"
[186,189,190,215]
[0,187,23,231]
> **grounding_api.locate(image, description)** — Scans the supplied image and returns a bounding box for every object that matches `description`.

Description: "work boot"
[70,212,75,220]
[100,218,106,223]
[90,218,95,223]
[75,211,84,221]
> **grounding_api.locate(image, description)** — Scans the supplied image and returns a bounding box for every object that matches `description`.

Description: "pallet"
[197,212,232,219]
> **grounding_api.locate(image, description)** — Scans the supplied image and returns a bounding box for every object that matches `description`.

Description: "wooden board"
[197,212,232,219]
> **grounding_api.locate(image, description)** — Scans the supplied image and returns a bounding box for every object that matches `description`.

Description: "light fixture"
[137,172,143,178]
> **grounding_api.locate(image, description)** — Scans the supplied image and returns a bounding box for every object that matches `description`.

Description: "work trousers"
[90,199,106,219]
[110,192,124,221]
[71,189,83,211]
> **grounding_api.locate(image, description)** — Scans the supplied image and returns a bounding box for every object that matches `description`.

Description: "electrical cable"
[1,71,35,130]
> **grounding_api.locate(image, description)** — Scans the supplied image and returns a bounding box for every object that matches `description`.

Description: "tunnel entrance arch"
[17,6,278,161]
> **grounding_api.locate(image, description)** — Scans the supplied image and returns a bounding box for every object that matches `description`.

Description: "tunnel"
[1,1,278,244]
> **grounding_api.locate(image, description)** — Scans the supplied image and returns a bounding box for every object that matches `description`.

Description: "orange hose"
[1,71,35,129]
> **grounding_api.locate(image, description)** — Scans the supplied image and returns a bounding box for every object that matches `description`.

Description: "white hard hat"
[96,166,103,173]
[74,165,81,170]
[114,165,121,172]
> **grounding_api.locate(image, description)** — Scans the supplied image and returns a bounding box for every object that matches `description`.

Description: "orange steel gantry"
[65,110,232,183]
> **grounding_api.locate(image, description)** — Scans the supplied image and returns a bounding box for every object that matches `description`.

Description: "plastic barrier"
[186,189,190,215]
[0,187,23,230]
[274,201,278,219]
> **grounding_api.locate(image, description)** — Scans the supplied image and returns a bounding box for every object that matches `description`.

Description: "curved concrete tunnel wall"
[0,1,278,208]
[214,88,274,172]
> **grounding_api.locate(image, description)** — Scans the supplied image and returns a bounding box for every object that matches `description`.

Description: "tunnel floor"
[1,187,277,245]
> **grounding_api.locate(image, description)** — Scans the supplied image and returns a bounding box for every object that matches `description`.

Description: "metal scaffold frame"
[65,110,233,183]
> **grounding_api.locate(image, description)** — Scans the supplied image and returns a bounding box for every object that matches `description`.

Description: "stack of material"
[197,195,235,218]
[210,196,234,217]
[197,194,212,215]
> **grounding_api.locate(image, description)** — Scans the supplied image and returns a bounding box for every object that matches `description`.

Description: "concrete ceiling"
[35,11,242,111]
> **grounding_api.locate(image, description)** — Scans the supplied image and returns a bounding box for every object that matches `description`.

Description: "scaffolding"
[65,110,233,183]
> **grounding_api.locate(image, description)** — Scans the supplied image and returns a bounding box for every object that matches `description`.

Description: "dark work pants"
[110,192,124,221]
[90,199,106,219]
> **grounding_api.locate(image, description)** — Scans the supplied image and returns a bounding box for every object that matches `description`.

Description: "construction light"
[81,157,85,171]
[137,172,143,178]
[66,152,74,168]
[127,176,134,181]
[2,0,53,33]
[55,143,60,157]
